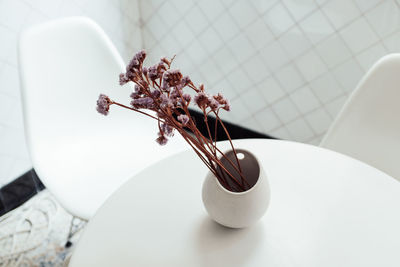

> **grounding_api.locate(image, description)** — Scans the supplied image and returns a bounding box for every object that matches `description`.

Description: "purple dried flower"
[180,76,191,87]
[182,93,191,102]
[223,99,231,111]
[177,114,189,126]
[135,50,146,62]
[152,89,161,98]
[148,65,158,80]
[127,50,146,71]
[209,98,220,111]
[148,62,167,81]
[213,93,231,111]
[170,88,182,98]
[194,92,210,108]
[155,134,168,146]
[131,97,155,109]
[160,94,173,109]
[161,123,174,137]
[119,73,129,85]
[213,93,227,105]
[96,94,111,116]
[130,91,140,99]
[163,69,182,87]
[161,57,170,66]
[161,79,171,92]
[142,67,148,76]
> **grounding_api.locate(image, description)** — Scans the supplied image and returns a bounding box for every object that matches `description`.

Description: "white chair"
[320,54,400,182]
[18,17,186,220]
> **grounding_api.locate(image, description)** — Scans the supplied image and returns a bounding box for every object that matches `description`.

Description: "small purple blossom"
[180,76,191,87]
[177,114,189,126]
[148,62,167,81]
[142,66,148,76]
[127,50,146,71]
[223,99,231,111]
[170,88,183,98]
[148,65,158,80]
[162,69,182,87]
[161,123,174,137]
[96,94,111,116]
[182,93,191,102]
[194,92,210,108]
[131,97,155,109]
[160,94,173,109]
[152,89,161,98]
[119,73,129,85]
[155,134,168,145]
[209,98,220,111]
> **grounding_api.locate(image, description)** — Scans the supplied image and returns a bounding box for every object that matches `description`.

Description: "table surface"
[70,139,400,267]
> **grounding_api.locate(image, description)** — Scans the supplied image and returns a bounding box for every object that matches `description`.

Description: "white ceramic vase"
[202,149,270,228]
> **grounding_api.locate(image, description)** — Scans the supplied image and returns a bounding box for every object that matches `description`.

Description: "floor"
[0,190,85,266]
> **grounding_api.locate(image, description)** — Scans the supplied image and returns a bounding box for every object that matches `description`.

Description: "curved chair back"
[321,54,400,182]
[19,17,185,219]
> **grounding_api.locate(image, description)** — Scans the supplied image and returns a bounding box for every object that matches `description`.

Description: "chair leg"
[65,216,86,248]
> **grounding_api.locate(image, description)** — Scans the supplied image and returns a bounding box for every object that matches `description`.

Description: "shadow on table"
[194,216,264,266]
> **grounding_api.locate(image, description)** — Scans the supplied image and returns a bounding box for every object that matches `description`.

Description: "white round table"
[70,139,400,267]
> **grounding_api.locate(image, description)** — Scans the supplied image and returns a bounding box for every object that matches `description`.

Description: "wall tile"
[282,0,317,21]
[285,117,314,141]
[353,0,382,13]
[356,42,388,71]
[290,86,320,113]
[214,12,240,42]
[245,17,274,50]
[271,98,300,123]
[382,30,400,52]
[254,107,281,132]
[258,76,286,104]
[340,17,379,53]
[321,0,361,30]
[365,0,400,39]
[325,95,348,118]
[242,54,270,84]
[279,25,312,58]
[241,88,268,114]
[264,2,295,36]
[260,42,290,71]
[305,108,332,135]
[294,50,327,82]
[332,59,364,92]
[275,64,305,92]
[198,0,225,22]
[309,73,344,104]
[299,9,334,45]
[185,5,209,34]
[315,33,352,69]
[229,1,258,28]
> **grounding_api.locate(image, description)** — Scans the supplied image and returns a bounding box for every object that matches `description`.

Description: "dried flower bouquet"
[96,50,249,192]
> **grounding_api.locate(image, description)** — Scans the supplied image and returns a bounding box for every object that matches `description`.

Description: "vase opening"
[216,149,260,193]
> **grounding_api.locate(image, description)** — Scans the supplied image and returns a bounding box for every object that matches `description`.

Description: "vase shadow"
[193,216,264,267]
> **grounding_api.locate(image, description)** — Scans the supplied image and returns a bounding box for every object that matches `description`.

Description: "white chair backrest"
[19,17,186,219]
[321,54,400,182]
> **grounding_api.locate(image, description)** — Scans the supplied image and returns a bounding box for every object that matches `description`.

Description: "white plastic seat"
[18,17,186,220]
[320,54,400,182]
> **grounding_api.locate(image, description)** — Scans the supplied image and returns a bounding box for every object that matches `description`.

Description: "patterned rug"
[0,191,85,266]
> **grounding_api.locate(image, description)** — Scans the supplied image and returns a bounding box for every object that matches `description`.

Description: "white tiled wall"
[141,0,400,144]
[0,0,142,186]
[2,0,400,186]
